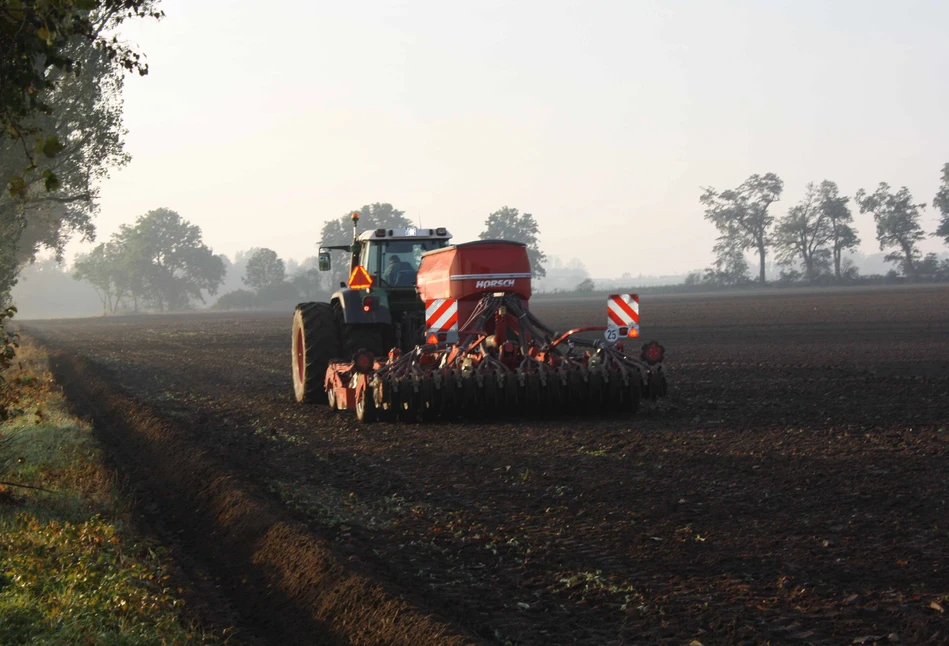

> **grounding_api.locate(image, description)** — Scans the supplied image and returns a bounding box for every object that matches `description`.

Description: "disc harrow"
[324,293,666,423]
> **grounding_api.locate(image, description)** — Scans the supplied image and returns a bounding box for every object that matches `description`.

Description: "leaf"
[43,170,61,192]
[36,27,51,43]
[75,0,100,9]
[7,176,27,198]
[931,600,945,614]
[41,136,64,158]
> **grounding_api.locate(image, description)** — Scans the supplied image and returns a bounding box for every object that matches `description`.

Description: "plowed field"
[22,286,949,645]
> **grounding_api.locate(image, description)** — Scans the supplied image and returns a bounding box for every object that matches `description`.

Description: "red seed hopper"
[324,240,667,422]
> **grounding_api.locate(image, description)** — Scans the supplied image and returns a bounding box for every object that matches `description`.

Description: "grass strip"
[0,340,224,646]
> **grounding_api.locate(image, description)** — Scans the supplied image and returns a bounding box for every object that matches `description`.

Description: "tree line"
[67,202,549,313]
[697,163,949,286]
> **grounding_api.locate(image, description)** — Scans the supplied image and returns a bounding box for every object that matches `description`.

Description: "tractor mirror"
[318,251,331,271]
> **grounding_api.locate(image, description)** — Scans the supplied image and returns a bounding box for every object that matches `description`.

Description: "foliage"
[242,248,285,292]
[0,306,18,420]
[700,173,784,283]
[478,206,547,278]
[0,1,161,193]
[703,239,750,286]
[289,266,328,301]
[73,208,225,311]
[320,203,412,246]
[0,2,161,301]
[575,278,595,292]
[818,180,860,280]
[773,183,833,281]
[73,240,127,313]
[934,162,949,246]
[916,253,949,282]
[211,289,257,311]
[855,183,927,279]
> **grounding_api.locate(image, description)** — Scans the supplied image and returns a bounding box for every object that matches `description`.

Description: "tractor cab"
[349,227,452,289]
[314,213,453,357]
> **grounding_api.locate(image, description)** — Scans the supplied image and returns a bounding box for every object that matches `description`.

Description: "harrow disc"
[397,380,419,422]
[462,376,480,418]
[567,368,587,413]
[588,370,606,412]
[418,375,436,422]
[482,372,501,411]
[355,383,377,422]
[439,370,459,420]
[606,371,624,413]
[525,373,544,415]
[627,375,641,413]
[503,372,519,413]
[546,374,564,415]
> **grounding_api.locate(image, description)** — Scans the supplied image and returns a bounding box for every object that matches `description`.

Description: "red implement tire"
[292,302,341,404]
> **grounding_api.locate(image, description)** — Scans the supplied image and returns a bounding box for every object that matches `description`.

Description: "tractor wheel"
[355,383,377,423]
[292,302,341,404]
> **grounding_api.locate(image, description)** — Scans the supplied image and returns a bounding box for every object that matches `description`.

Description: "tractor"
[291,212,452,403]
[291,212,668,419]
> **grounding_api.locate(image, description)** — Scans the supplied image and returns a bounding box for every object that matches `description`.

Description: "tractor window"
[374,239,448,286]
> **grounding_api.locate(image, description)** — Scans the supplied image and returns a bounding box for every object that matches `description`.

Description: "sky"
[68,0,949,278]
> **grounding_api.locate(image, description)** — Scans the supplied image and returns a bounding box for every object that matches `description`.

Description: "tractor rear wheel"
[292,302,341,404]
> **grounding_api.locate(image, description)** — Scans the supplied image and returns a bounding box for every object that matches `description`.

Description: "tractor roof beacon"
[291,212,453,403]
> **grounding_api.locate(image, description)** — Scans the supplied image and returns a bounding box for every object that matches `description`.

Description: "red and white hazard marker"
[605,293,640,342]
[424,298,459,343]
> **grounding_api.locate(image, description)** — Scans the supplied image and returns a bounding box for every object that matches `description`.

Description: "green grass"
[0,341,224,645]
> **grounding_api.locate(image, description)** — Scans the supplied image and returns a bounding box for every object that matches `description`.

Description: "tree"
[73,240,128,313]
[704,238,750,286]
[818,180,860,281]
[575,278,595,292]
[1,41,130,302]
[243,248,285,291]
[319,203,412,246]
[479,206,547,278]
[934,163,949,246]
[113,208,225,311]
[773,183,833,281]
[1,1,161,193]
[856,183,927,280]
[700,173,783,284]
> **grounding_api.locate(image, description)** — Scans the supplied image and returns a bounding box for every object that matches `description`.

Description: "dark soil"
[23,285,949,645]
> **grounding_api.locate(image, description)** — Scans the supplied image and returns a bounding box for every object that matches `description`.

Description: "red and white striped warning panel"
[605,293,640,341]
[425,298,459,343]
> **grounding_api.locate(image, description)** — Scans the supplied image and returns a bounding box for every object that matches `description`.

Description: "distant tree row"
[698,162,949,285]
[74,209,225,313]
[318,203,548,278]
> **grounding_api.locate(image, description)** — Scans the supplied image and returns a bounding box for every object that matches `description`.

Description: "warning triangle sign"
[348,265,373,290]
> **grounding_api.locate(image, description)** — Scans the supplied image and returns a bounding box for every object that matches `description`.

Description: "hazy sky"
[70,0,949,277]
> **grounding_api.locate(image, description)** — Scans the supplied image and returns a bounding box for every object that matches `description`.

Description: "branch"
[0,480,57,493]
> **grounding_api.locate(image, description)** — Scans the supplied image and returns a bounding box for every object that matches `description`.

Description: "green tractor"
[291,212,452,403]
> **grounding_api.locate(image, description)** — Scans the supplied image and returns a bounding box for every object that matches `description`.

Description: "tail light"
[362,296,374,312]
[641,341,665,365]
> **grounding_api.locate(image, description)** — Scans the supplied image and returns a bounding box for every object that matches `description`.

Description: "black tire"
[292,302,341,404]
